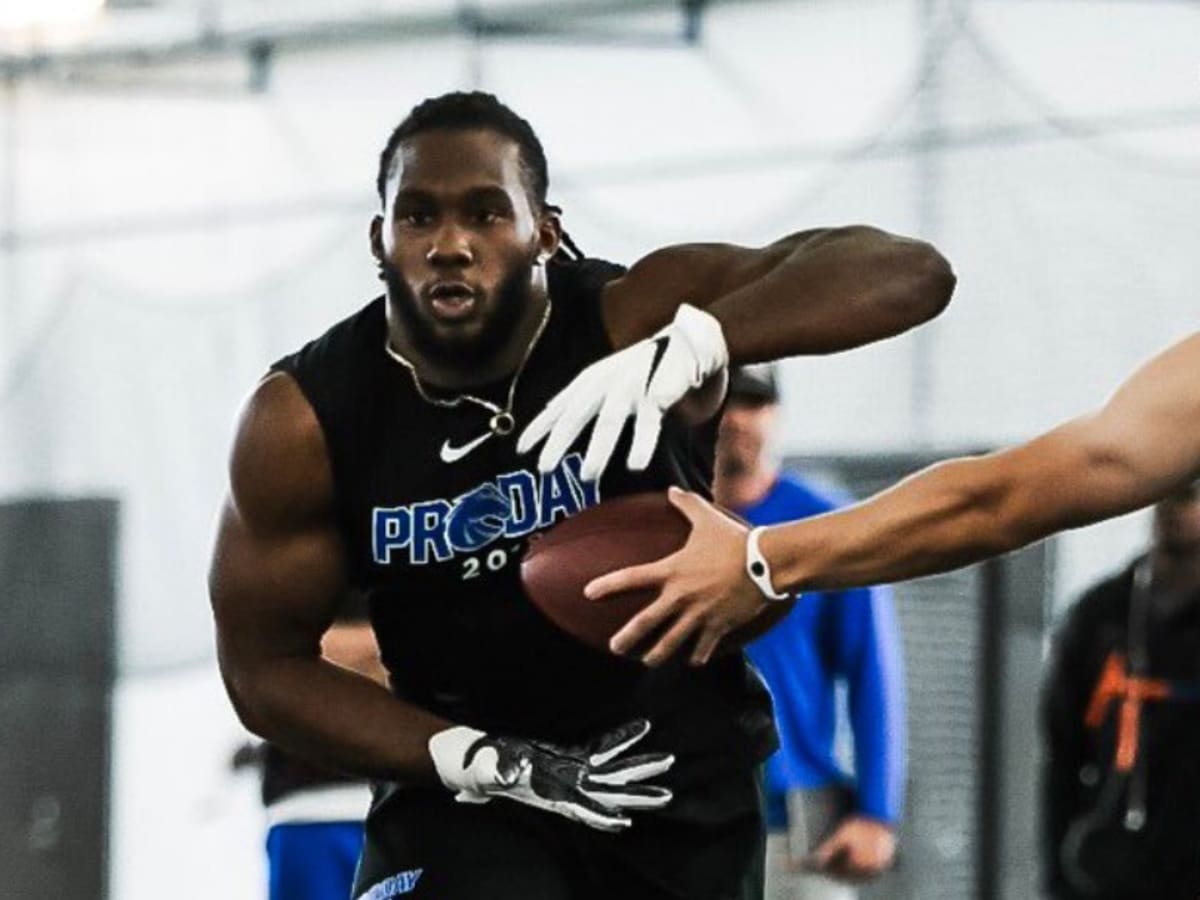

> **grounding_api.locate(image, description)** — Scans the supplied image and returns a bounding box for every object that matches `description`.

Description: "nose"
[427,222,473,268]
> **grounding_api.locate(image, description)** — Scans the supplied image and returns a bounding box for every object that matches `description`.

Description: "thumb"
[666,486,709,523]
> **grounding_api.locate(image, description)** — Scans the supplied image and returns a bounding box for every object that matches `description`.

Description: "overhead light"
[0,0,105,33]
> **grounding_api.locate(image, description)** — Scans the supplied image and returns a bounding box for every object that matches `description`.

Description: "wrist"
[759,521,818,593]
[670,303,728,382]
[428,724,487,793]
[745,526,790,602]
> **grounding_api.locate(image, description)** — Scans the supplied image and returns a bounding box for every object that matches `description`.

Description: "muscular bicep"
[209,373,349,693]
[211,498,347,667]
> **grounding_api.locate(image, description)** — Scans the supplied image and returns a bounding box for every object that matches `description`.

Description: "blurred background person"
[232,595,385,900]
[715,365,906,899]
[1041,481,1200,900]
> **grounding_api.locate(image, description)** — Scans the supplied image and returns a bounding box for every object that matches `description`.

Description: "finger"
[609,592,680,657]
[644,350,692,409]
[665,485,711,523]
[689,622,727,667]
[588,719,651,764]
[552,796,631,832]
[625,399,663,471]
[579,392,631,482]
[807,836,840,871]
[581,783,673,810]
[640,608,706,668]
[820,854,859,883]
[590,752,675,783]
[537,389,604,474]
[516,391,568,455]
[826,856,864,883]
[585,559,670,601]
[452,789,492,805]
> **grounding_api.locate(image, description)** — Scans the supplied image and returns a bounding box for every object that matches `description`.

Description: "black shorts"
[351,776,766,900]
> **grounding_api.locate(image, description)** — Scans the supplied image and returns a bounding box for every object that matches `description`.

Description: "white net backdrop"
[0,1,1197,896]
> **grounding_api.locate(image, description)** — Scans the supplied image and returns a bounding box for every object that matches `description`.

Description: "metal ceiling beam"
[0,0,731,80]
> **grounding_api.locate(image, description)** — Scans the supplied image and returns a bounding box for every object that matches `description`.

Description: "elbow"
[900,240,956,326]
[217,646,273,739]
[222,673,267,738]
[834,226,956,330]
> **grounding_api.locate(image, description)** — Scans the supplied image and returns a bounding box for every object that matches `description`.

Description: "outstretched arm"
[767,329,1200,591]
[520,226,955,478]
[588,330,1200,665]
[602,225,956,358]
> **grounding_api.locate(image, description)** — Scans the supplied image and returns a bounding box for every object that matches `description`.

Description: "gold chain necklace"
[383,298,552,438]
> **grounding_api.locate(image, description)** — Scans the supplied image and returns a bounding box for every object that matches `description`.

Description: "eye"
[473,208,506,225]
[398,209,433,227]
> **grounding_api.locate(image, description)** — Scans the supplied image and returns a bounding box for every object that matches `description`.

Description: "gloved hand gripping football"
[517,303,728,481]
[428,718,674,832]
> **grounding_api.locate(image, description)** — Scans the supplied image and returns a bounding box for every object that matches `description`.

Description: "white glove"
[427,718,674,832]
[517,303,728,481]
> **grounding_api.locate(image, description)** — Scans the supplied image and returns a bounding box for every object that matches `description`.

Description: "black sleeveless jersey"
[273,257,775,823]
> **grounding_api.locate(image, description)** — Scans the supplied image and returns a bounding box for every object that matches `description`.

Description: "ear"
[369,215,385,262]
[537,209,563,262]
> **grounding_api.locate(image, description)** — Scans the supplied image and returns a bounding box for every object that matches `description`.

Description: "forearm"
[765,455,1037,591]
[708,226,955,361]
[222,652,448,783]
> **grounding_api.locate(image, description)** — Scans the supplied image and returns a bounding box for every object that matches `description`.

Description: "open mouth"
[428,282,477,321]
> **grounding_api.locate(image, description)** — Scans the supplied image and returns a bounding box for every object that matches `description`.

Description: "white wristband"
[745,526,789,602]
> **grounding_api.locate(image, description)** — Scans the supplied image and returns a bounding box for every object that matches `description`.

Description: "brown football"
[520,491,794,657]
[520,492,690,653]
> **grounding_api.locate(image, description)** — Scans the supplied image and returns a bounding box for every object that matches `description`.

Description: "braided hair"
[376,92,584,262]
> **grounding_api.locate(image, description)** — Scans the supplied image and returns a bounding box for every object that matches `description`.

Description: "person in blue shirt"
[714,364,906,899]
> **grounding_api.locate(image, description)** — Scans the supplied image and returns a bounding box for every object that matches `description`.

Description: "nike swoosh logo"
[440,431,493,463]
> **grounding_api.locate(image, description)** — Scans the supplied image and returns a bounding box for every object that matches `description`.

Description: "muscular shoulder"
[228,372,335,533]
[274,297,387,415]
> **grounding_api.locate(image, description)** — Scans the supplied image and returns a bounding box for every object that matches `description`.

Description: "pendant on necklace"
[489,412,515,436]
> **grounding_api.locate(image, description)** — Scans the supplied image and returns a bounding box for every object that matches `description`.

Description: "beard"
[380,254,536,371]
